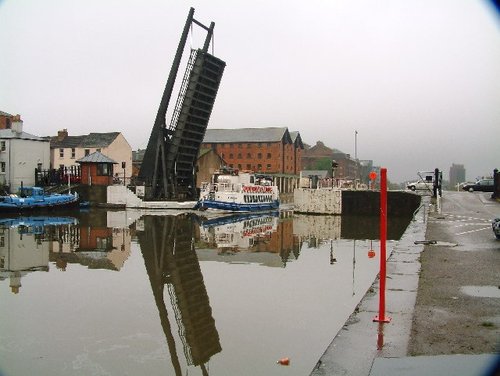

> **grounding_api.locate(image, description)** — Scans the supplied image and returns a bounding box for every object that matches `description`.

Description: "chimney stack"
[11,115,23,134]
[57,129,68,141]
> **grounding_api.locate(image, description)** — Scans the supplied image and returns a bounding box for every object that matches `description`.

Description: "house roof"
[50,132,120,149]
[0,129,49,142]
[80,132,120,147]
[203,127,292,144]
[76,151,117,164]
[51,135,86,148]
[303,141,343,157]
[289,131,304,149]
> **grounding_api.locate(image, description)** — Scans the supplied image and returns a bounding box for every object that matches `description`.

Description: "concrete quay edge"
[310,197,430,376]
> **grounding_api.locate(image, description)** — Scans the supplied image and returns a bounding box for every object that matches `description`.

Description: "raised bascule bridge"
[138,7,226,201]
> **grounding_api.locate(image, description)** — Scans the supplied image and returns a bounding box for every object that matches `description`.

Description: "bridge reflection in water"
[137,214,221,376]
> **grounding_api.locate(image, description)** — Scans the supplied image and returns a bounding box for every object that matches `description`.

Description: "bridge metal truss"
[139,8,225,200]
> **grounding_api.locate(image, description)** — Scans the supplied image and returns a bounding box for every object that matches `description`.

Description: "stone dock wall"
[294,188,421,217]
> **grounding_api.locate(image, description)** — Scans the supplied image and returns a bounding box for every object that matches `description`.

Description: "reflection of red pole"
[377,323,385,350]
[374,168,391,323]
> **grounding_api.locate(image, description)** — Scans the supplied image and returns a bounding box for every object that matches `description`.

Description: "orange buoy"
[277,357,290,366]
[368,250,376,258]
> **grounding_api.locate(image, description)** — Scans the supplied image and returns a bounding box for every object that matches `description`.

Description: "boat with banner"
[0,186,80,212]
[196,168,279,212]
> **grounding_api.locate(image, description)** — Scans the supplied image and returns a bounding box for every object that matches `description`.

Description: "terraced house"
[201,127,303,175]
[50,129,132,180]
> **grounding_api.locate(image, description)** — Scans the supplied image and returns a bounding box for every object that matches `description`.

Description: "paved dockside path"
[310,192,500,376]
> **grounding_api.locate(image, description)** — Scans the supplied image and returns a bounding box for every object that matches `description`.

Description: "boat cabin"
[17,186,45,198]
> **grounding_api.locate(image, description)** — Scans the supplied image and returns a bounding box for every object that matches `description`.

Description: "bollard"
[374,168,391,323]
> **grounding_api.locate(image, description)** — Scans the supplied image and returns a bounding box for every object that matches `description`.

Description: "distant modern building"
[201,127,303,175]
[449,163,466,187]
[0,112,50,192]
[50,129,132,180]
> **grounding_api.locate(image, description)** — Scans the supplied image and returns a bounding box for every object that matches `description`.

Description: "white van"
[407,170,442,194]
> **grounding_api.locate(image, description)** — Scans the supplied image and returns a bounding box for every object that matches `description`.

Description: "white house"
[0,117,50,192]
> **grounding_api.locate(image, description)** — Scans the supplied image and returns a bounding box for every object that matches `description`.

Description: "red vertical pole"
[374,168,391,323]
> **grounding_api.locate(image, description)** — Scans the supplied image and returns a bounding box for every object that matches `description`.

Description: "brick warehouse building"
[201,127,303,175]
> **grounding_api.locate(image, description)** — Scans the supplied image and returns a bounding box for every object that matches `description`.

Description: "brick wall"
[207,141,290,174]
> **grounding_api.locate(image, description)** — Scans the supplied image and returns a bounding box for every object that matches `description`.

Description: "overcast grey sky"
[1,0,499,183]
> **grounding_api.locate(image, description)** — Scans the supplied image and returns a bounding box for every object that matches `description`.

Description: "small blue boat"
[0,186,80,212]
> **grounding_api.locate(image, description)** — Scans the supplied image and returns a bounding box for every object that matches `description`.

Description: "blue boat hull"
[0,196,80,212]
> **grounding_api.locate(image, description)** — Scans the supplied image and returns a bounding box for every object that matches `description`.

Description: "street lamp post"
[354,130,358,160]
[122,162,126,186]
[354,130,359,181]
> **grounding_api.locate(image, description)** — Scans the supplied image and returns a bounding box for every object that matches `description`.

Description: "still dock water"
[0,210,410,376]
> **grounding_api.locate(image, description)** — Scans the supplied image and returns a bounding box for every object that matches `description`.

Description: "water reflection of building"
[0,215,132,293]
[196,211,301,267]
[52,226,131,271]
[137,214,221,375]
[293,214,342,248]
[48,210,132,272]
[0,217,75,293]
[49,224,131,271]
[293,214,409,247]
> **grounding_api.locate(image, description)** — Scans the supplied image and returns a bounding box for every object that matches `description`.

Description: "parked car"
[407,180,432,191]
[407,170,441,192]
[461,179,494,192]
[492,218,500,240]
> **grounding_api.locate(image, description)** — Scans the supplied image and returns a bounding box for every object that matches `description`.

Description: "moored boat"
[196,168,279,212]
[0,186,80,212]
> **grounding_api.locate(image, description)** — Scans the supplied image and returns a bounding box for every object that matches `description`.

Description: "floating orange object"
[368,250,376,258]
[369,171,377,180]
[277,357,290,366]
